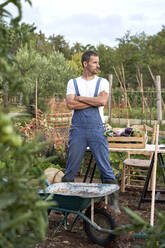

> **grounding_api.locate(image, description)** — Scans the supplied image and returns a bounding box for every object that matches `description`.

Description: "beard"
[87,68,99,75]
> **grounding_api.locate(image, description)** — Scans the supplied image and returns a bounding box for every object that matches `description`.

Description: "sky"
[8,0,165,48]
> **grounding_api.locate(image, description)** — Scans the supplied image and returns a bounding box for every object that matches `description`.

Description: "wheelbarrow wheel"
[84,207,116,247]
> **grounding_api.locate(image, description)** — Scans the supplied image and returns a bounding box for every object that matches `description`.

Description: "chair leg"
[121,164,126,192]
[148,167,153,190]
[127,166,130,185]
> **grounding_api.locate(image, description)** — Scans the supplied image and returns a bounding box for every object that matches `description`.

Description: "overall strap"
[94,77,102,97]
[73,79,80,96]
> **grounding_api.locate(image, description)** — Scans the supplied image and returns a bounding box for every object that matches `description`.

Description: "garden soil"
[36,177,165,248]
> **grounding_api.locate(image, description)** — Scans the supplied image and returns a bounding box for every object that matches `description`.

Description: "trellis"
[21,110,72,148]
[108,67,164,124]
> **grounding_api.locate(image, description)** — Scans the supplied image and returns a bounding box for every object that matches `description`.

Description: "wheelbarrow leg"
[70,214,81,231]
[54,212,69,234]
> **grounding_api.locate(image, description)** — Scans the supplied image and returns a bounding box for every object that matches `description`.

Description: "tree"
[13,44,42,104]
[48,34,71,59]
[71,52,83,75]
[146,26,165,86]
[0,17,36,107]
[96,44,115,80]
[37,51,79,99]
[114,31,150,88]
[0,18,13,108]
[13,45,79,107]
[70,42,84,54]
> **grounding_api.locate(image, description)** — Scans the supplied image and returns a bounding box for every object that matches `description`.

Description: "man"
[62,51,117,186]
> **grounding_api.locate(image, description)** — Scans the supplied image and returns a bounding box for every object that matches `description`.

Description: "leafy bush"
[110,152,127,181]
[0,112,53,248]
[117,208,165,248]
[37,161,63,171]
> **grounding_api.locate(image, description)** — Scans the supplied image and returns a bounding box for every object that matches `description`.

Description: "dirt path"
[37,178,165,248]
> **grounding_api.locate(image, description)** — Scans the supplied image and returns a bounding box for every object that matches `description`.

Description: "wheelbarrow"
[39,182,120,247]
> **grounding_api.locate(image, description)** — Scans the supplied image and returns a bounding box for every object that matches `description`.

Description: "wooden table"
[85,144,165,179]
[109,144,165,154]
[85,144,165,225]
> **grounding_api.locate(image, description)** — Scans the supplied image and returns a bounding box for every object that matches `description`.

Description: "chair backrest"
[131,124,146,132]
[131,122,156,144]
[127,122,157,158]
[144,123,156,144]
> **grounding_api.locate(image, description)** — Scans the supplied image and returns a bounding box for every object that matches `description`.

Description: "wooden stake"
[108,74,113,123]
[148,65,156,86]
[113,66,132,111]
[136,66,149,113]
[148,66,165,111]
[155,75,162,122]
[91,198,94,223]
[121,64,132,111]
[118,96,121,126]
[35,78,38,132]
[150,124,159,226]
[149,88,153,125]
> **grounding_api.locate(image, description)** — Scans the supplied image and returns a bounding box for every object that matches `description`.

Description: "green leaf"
[2,211,32,231]
[0,194,17,209]
[123,207,149,226]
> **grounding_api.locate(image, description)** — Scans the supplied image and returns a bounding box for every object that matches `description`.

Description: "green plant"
[110,152,127,182]
[0,113,54,248]
[37,161,63,172]
[0,1,54,247]
[115,208,165,248]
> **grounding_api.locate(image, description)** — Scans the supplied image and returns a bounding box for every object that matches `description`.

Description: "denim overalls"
[62,77,116,182]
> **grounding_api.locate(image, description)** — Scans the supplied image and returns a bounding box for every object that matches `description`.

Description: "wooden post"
[118,96,121,126]
[148,66,165,111]
[149,89,151,126]
[35,78,38,132]
[150,88,154,125]
[108,74,113,124]
[155,75,162,122]
[150,124,159,226]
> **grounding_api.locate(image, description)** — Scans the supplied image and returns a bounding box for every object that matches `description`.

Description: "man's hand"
[98,90,107,96]
[74,95,80,101]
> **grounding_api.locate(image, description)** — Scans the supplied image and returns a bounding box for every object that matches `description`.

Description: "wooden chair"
[121,123,157,192]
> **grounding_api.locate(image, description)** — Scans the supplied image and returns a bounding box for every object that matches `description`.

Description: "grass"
[4,103,165,131]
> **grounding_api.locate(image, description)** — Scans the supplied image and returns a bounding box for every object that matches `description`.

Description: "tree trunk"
[3,92,9,108]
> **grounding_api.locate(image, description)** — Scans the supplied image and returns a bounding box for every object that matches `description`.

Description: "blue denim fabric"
[62,78,116,182]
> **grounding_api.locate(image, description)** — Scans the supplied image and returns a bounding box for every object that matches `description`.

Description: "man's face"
[84,55,100,75]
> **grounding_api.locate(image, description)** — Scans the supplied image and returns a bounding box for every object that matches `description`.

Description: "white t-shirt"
[66,76,109,123]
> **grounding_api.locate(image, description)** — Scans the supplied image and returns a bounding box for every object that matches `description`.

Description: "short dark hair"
[81,51,98,67]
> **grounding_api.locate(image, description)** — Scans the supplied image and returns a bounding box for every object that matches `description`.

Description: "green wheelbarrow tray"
[39,182,120,247]
[39,182,119,211]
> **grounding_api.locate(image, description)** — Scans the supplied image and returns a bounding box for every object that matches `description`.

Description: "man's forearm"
[66,91,108,110]
[76,95,107,107]
[67,99,91,110]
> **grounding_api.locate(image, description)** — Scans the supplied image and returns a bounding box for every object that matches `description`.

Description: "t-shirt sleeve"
[66,79,76,95]
[99,78,109,93]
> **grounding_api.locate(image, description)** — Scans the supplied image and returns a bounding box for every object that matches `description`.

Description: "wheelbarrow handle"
[45,180,50,186]
[0,177,8,183]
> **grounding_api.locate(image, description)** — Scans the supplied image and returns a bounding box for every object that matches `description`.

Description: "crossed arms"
[66,91,109,110]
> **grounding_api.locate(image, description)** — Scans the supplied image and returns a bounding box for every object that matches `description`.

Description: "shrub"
[0,113,53,248]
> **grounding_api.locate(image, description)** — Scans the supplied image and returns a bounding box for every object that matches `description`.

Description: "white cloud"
[42,13,123,46]
[7,0,165,47]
